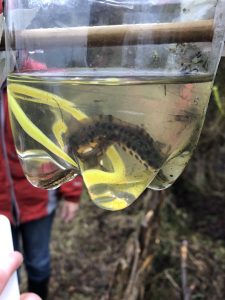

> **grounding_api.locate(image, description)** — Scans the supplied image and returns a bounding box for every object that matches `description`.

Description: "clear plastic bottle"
[5,0,225,210]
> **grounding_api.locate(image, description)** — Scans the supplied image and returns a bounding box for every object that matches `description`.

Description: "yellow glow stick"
[8,89,78,168]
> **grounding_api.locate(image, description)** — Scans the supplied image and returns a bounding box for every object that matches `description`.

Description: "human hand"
[20,294,41,300]
[60,201,79,223]
[0,251,41,300]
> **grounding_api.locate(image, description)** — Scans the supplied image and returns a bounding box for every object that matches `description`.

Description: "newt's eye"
[68,115,164,170]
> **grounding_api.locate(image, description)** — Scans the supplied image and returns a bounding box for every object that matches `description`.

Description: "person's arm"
[58,176,83,223]
[0,252,41,300]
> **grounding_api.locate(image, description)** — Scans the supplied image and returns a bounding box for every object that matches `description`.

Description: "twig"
[164,270,181,292]
[1,20,213,50]
[123,239,140,300]
[180,240,190,300]
[137,255,153,275]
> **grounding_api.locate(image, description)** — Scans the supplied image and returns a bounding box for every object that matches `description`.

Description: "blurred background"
[19,57,224,300]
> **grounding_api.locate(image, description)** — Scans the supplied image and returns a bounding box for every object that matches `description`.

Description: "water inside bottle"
[7,70,212,210]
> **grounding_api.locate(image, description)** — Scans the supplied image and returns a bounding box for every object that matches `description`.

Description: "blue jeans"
[11,212,55,282]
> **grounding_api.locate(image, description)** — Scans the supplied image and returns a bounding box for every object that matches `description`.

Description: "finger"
[65,209,78,223]
[65,212,73,223]
[20,292,42,300]
[0,252,23,293]
[60,205,68,221]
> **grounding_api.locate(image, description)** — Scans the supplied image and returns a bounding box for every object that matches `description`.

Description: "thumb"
[20,293,42,300]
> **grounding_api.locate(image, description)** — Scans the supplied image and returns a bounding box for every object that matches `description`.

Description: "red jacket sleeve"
[58,175,83,203]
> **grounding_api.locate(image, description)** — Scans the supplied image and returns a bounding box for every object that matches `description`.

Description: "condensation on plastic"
[0,13,16,87]
[6,0,225,76]
[210,0,225,74]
